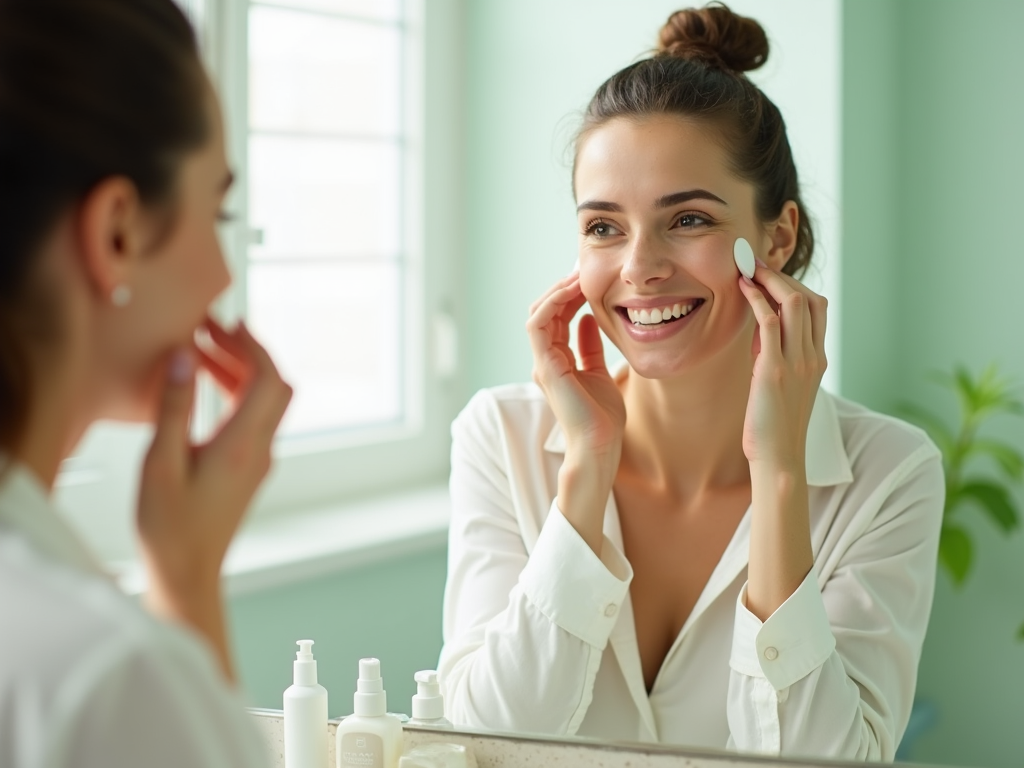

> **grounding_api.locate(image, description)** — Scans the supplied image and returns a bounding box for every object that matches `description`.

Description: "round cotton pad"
[733,237,756,280]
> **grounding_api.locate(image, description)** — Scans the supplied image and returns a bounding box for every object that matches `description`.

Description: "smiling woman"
[438,3,944,761]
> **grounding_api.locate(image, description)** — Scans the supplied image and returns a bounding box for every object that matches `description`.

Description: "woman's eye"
[584,218,621,238]
[674,212,712,229]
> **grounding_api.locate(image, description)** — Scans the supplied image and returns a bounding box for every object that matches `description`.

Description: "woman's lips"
[616,299,706,342]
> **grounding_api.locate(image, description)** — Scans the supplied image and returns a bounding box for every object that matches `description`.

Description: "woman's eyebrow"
[577,189,727,213]
[576,199,623,213]
[655,189,728,208]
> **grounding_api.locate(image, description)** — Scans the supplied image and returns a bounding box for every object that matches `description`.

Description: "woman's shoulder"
[452,382,556,451]
[824,391,943,486]
[0,534,221,711]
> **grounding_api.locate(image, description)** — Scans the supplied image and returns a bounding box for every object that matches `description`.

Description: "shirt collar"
[0,460,107,576]
[543,388,853,487]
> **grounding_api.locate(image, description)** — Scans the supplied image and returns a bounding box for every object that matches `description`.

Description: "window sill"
[114,484,451,597]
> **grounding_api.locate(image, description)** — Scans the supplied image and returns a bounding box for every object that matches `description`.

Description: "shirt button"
[604,604,618,617]
[764,646,779,661]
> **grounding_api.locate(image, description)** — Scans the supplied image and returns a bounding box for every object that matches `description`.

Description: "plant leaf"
[969,440,1024,481]
[897,403,956,456]
[957,480,1020,533]
[938,524,972,585]
[1017,621,1024,642]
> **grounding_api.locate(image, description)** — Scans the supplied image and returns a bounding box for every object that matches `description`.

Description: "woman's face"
[574,115,774,380]
[97,88,233,421]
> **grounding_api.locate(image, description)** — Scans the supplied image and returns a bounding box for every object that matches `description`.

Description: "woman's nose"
[620,232,673,286]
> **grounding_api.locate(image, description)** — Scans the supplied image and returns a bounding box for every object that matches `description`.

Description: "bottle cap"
[293,639,317,686]
[412,670,445,720]
[353,657,387,716]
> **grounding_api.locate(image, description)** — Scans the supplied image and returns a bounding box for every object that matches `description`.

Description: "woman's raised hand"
[526,272,625,554]
[737,264,828,472]
[136,318,292,681]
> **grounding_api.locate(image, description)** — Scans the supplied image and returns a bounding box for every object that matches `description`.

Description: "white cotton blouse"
[437,384,945,760]
[0,463,270,768]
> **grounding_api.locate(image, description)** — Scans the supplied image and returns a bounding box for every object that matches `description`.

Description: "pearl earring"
[111,284,132,307]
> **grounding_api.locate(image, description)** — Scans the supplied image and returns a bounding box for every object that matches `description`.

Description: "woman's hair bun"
[657,3,769,74]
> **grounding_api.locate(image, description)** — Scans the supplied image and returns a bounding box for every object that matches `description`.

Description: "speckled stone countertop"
[249,709,871,768]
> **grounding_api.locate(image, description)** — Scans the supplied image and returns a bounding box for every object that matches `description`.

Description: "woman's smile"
[615,297,707,342]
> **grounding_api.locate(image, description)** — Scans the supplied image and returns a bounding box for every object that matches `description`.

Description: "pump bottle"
[406,670,452,729]
[336,658,404,768]
[284,639,328,768]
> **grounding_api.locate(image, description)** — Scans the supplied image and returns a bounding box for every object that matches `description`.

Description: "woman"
[439,4,943,760]
[0,0,291,764]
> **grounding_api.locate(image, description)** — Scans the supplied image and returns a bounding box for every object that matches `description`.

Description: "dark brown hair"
[575,3,814,277]
[0,0,208,453]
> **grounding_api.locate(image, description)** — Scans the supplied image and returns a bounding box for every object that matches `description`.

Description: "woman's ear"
[763,200,799,271]
[76,176,145,303]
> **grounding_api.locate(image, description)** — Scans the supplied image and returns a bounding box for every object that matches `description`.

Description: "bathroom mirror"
[54,1,1015,768]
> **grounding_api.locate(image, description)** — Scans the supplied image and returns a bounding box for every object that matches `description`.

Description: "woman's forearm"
[556,450,618,557]
[744,462,813,622]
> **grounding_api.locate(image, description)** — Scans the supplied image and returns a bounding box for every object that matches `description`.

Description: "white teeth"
[627,301,698,326]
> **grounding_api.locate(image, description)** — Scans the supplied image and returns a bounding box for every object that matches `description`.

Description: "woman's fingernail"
[168,350,194,384]
[742,275,755,285]
[755,258,769,269]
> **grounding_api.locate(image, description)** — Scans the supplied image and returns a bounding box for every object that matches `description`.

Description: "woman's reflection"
[438,4,943,760]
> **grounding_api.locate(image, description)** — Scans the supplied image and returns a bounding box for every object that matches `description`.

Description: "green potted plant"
[900,364,1024,638]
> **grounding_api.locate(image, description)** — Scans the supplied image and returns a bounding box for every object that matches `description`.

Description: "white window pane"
[248,262,403,436]
[249,135,401,260]
[250,5,400,136]
[253,0,400,22]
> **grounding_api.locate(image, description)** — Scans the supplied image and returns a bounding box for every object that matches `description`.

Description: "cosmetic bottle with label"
[284,639,328,768]
[406,671,452,729]
[336,658,404,768]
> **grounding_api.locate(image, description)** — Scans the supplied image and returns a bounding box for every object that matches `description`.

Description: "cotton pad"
[733,237,756,280]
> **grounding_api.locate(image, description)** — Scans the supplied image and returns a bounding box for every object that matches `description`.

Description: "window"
[57,0,460,566]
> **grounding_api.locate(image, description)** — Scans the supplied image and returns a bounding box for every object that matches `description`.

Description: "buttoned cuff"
[518,501,633,650]
[730,569,836,691]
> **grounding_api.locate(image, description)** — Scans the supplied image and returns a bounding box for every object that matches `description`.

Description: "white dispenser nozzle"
[293,639,318,686]
[408,669,452,728]
[412,671,444,720]
[353,657,387,716]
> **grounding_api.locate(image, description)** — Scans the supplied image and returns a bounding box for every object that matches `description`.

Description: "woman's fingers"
[526,277,586,375]
[144,348,197,482]
[751,266,827,356]
[528,271,580,317]
[210,323,292,458]
[738,277,783,365]
[577,314,608,373]
[196,345,243,394]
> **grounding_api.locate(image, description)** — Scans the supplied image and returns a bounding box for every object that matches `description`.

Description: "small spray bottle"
[336,658,404,768]
[283,639,328,768]
[407,670,453,729]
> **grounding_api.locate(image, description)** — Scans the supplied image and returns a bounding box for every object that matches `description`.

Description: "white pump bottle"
[284,639,328,768]
[336,658,404,768]
[406,670,453,729]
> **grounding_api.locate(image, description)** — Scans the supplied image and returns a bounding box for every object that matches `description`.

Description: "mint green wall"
[228,546,447,716]
[840,0,901,412]
[892,2,1024,766]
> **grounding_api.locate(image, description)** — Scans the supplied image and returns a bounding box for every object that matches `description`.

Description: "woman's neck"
[619,345,753,502]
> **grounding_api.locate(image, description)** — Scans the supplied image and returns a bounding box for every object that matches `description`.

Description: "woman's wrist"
[556,454,618,556]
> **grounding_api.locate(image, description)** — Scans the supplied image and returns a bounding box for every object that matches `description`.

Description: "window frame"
[205,0,459,519]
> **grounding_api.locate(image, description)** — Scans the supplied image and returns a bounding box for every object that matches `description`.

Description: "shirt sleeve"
[49,618,273,768]
[438,392,631,736]
[726,442,944,760]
